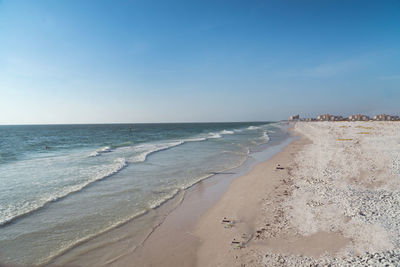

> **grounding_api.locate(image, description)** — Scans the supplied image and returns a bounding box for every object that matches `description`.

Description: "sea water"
[0,122,279,265]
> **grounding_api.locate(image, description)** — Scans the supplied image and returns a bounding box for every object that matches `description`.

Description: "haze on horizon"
[0,0,399,125]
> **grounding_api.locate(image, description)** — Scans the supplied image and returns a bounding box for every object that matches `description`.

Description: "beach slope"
[195,121,400,266]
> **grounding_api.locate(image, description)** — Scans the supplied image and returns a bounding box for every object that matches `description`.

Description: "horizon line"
[0,120,276,126]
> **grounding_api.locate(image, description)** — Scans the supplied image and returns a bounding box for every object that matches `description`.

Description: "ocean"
[0,122,280,265]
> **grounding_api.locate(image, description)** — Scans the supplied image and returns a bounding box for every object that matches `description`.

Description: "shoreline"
[194,129,315,266]
[49,124,294,266]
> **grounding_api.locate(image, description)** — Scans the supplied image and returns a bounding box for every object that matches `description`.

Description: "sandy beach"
[195,121,400,266]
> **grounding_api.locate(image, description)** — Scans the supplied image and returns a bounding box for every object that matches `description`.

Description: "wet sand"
[193,132,350,266]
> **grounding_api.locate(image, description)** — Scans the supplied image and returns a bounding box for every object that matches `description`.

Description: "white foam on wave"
[247,126,260,130]
[208,133,222,139]
[92,130,232,163]
[207,129,235,139]
[0,157,127,226]
[148,188,182,209]
[90,137,208,165]
[221,130,234,134]
[183,137,207,142]
[89,146,113,157]
[128,141,184,163]
[178,150,251,193]
[57,157,127,200]
[262,130,270,142]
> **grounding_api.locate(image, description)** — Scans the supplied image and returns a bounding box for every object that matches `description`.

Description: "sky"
[0,0,399,124]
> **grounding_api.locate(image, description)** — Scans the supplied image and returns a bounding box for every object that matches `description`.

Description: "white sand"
[196,121,400,266]
[288,122,400,252]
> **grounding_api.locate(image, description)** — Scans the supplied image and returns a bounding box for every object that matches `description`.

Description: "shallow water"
[0,122,277,265]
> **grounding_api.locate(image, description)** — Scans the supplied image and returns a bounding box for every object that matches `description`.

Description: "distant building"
[291,113,400,122]
[317,114,329,121]
[317,114,343,121]
[300,118,317,122]
[348,114,370,121]
[374,114,389,121]
[374,114,400,121]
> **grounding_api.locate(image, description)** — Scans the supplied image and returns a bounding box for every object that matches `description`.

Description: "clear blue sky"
[0,0,399,124]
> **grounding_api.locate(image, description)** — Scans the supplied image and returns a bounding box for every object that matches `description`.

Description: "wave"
[90,137,209,160]
[262,130,270,142]
[148,188,182,209]
[128,136,210,163]
[147,172,232,213]
[183,137,207,142]
[0,158,127,226]
[208,133,222,139]
[128,141,184,163]
[89,146,113,157]
[177,151,250,193]
[89,142,134,157]
[207,129,235,139]
[89,129,236,160]
[247,126,260,130]
[91,136,207,165]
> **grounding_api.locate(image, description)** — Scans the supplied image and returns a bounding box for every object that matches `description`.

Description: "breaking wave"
[128,141,184,163]
[247,126,260,130]
[0,158,127,226]
[89,146,113,157]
